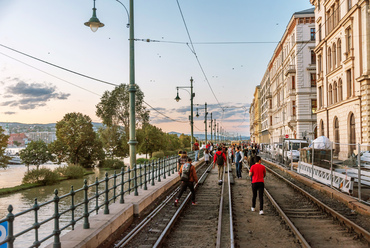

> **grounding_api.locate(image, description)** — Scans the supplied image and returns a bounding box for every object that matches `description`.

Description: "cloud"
[1,79,70,110]
[3,111,16,115]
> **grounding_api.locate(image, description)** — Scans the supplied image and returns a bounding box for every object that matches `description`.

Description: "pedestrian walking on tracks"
[249,156,266,215]
[175,157,198,206]
[235,146,244,179]
[214,147,226,185]
[177,151,188,172]
[193,140,200,161]
[204,149,210,166]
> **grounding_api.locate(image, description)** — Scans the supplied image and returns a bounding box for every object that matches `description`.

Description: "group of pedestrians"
[174,142,266,216]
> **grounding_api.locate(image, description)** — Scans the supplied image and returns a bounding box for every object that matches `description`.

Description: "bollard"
[128,167,131,194]
[330,142,333,188]
[168,157,171,177]
[53,189,61,248]
[120,167,125,204]
[144,162,148,190]
[33,199,40,248]
[83,180,90,229]
[163,157,167,179]
[134,164,138,196]
[104,172,110,214]
[95,177,99,214]
[70,186,76,230]
[358,143,362,200]
[139,163,143,189]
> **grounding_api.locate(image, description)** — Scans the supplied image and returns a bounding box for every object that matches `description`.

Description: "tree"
[20,140,52,170]
[137,123,165,158]
[179,133,191,149]
[96,84,150,137]
[98,125,128,158]
[13,141,21,147]
[49,112,105,168]
[0,127,10,169]
[164,133,181,152]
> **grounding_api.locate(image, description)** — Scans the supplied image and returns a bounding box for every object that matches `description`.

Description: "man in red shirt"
[214,147,227,185]
[249,156,266,215]
[193,140,200,161]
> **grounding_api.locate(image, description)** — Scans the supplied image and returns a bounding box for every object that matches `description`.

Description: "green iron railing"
[0,151,200,248]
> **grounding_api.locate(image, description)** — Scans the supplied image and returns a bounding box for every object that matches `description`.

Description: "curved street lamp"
[85,0,138,180]
[195,102,208,144]
[175,77,195,150]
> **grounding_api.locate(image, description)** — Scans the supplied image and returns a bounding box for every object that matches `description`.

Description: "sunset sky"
[0,0,312,136]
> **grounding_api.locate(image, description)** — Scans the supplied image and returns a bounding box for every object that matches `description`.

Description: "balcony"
[284,65,296,76]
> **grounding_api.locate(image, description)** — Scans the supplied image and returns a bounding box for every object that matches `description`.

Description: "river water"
[0,156,146,247]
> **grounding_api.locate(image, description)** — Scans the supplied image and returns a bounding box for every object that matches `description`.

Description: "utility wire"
[136,39,279,45]
[175,0,224,111]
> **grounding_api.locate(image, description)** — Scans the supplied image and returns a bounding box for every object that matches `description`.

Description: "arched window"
[334,117,340,156]
[333,82,338,103]
[337,39,342,63]
[320,119,325,136]
[328,84,333,105]
[349,113,356,155]
[332,43,336,68]
[338,79,343,101]
[328,47,332,71]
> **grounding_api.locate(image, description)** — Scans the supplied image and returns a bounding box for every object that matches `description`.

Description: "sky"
[0,0,313,137]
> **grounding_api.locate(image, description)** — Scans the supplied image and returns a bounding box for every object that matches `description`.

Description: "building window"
[329,84,333,105]
[347,69,352,98]
[292,101,296,116]
[338,79,343,101]
[332,43,336,68]
[311,28,315,41]
[319,24,322,41]
[312,99,317,114]
[333,82,338,103]
[292,76,296,89]
[348,0,352,12]
[269,99,272,109]
[270,116,272,126]
[311,50,316,64]
[334,117,340,156]
[318,86,322,108]
[346,27,352,55]
[318,0,320,10]
[311,73,316,87]
[349,113,356,154]
[328,47,332,71]
[337,39,342,63]
[320,119,324,136]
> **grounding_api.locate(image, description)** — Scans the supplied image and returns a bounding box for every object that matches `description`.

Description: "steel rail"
[265,166,370,244]
[216,163,226,248]
[228,160,235,248]
[152,162,213,248]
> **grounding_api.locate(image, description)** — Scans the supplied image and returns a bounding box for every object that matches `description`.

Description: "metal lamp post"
[195,102,208,144]
[175,77,195,150]
[85,0,138,170]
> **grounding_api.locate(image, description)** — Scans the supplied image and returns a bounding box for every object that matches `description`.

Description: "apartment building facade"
[310,0,370,159]
[250,8,317,144]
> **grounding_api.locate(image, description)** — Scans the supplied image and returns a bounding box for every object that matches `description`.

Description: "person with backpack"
[235,146,244,179]
[174,157,198,206]
[213,147,227,185]
[177,151,188,172]
[204,149,210,166]
[249,156,266,215]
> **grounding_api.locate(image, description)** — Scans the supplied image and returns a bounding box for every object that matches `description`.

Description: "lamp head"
[85,2,104,32]
[175,90,180,102]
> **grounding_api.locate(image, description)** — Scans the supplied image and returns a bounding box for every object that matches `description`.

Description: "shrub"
[152,151,165,159]
[55,164,86,179]
[100,159,125,169]
[136,158,149,164]
[22,168,59,186]
[164,150,177,156]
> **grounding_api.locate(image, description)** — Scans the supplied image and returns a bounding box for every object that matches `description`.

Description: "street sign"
[0,221,8,248]
[285,135,289,138]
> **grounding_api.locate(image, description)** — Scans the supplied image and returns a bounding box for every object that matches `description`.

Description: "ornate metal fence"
[0,151,199,248]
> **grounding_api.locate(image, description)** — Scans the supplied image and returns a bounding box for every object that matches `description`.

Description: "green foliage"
[22,168,59,186]
[179,133,191,148]
[20,140,52,169]
[49,112,105,168]
[98,125,128,158]
[136,158,149,164]
[99,159,125,169]
[137,123,166,158]
[164,133,181,152]
[0,127,10,169]
[55,164,86,179]
[164,150,177,156]
[152,151,165,159]
[96,84,150,137]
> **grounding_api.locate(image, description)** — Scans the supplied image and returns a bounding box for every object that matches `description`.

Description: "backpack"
[216,153,224,165]
[181,163,192,181]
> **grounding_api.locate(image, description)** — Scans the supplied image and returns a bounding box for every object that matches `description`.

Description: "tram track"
[263,164,370,247]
